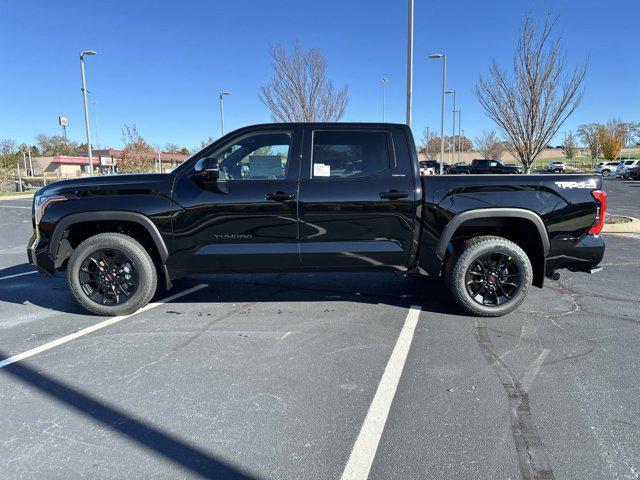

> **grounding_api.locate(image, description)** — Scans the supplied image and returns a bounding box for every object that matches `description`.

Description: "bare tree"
[199,136,215,150]
[475,14,587,173]
[0,139,17,156]
[577,123,601,164]
[475,130,507,160]
[163,143,180,153]
[260,43,348,122]
[418,129,437,157]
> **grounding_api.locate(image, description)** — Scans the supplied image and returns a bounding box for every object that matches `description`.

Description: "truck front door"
[169,127,302,273]
[297,126,418,270]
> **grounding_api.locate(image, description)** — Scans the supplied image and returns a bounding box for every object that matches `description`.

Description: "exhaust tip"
[546,271,561,281]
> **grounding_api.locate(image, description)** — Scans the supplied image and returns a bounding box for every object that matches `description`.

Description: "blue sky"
[1,0,638,151]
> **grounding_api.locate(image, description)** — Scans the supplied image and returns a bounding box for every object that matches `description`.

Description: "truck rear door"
[297,126,418,270]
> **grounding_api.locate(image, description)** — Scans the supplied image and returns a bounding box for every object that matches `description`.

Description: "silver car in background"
[615,159,640,178]
[595,161,620,176]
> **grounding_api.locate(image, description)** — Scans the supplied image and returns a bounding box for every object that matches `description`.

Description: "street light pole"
[406,0,413,125]
[430,54,446,175]
[80,50,97,176]
[219,91,230,136]
[381,77,388,122]
[91,100,99,149]
[458,110,463,163]
[446,90,456,166]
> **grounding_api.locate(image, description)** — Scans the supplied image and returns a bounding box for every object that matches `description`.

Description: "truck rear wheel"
[446,236,532,317]
[67,233,157,316]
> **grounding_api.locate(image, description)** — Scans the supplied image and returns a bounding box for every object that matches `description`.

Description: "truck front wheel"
[446,236,533,317]
[67,233,157,316]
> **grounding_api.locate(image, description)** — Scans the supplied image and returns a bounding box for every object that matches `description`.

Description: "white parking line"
[340,305,421,480]
[0,270,38,281]
[0,283,208,369]
[0,205,31,209]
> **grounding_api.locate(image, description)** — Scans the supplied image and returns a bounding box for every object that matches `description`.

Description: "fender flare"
[436,208,550,260]
[49,211,169,263]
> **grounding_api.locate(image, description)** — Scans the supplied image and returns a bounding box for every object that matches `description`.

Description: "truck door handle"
[265,191,295,201]
[379,189,408,200]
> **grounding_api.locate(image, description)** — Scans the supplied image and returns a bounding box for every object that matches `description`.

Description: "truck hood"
[36,173,173,197]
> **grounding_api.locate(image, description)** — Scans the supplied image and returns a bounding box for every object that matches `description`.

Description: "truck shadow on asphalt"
[0,354,260,479]
[0,264,464,316]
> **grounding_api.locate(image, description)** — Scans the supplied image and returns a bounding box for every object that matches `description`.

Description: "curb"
[603,216,640,234]
[0,193,34,201]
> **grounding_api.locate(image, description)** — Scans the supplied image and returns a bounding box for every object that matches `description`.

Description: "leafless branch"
[475,13,587,172]
[260,43,348,122]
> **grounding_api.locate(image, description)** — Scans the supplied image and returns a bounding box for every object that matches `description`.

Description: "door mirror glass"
[194,157,220,181]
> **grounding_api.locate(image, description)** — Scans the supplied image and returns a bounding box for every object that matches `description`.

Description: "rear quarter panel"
[417,174,602,276]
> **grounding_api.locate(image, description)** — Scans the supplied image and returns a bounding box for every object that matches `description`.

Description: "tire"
[445,236,533,317]
[67,233,157,316]
[601,169,610,177]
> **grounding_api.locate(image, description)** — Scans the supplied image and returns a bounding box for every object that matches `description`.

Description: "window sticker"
[313,163,331,177]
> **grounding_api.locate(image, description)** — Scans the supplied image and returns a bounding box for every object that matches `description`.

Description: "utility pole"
[28,150,33,177]
[425,126,430,160]
[446,90,456,166]
[219,91,230,136]
[429,54,447,175]
[405,0,414,125]
[91,100,99,149]
[381,77,388,122]
[458,110,463,163]
[80,50,97,176]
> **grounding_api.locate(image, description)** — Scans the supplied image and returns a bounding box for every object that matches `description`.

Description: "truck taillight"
[588,190,607,235]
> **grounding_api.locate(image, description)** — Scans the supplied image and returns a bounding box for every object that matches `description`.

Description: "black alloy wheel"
[79,248,138,306]
[464,252,521,307]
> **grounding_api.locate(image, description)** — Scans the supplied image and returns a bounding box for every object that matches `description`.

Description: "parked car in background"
[419,160,451,175]
[627,165,640,180]
[547,161,566,172]
[615,159,640,178]
[595,161,620,176]
[451,159,523,174]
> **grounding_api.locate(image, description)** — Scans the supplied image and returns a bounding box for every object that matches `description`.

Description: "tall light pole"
[91,100,99,149]
[458,110,463,163]
[80,50,97,176]
[381,77,388,122]
[425,126,430,160]
[219,91,230,136]
[429,53,446,175]
[406,0,414,125]
[446,90,456,165]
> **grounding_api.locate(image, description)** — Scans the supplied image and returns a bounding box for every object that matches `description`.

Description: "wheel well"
[443,217,546,287]
[58,220,163,273]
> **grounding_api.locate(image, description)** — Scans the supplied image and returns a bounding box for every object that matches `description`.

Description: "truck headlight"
[34,194,67,225]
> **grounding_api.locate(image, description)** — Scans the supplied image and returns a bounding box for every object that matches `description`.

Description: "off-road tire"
[446,235,533,317]
[67,233,157,316]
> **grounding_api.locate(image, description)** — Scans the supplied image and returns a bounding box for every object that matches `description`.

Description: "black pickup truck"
[28,123,606,317]
[451,159,524,174]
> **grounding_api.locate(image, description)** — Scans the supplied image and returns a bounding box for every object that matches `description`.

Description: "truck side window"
[212,131,291,180]
[311,131,391,179]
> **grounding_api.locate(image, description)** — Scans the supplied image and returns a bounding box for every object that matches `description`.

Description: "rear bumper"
[545,234,605,274]
[27,234,55,274]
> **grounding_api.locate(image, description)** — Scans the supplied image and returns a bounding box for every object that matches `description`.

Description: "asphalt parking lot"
[0,177,638,480]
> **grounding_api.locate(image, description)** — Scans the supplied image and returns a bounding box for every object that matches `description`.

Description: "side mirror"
[194,157,220,182]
